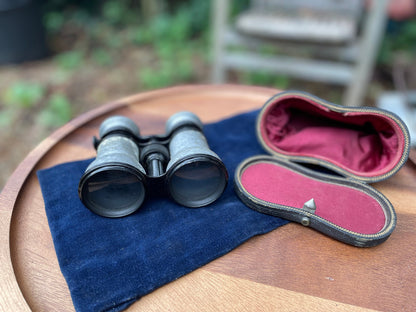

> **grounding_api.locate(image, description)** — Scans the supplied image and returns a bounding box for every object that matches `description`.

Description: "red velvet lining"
[259,96,405,177]
[241,162,386,234]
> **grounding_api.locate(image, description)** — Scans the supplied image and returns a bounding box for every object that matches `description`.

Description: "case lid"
[234,155,396,247]
[256,91,410,182]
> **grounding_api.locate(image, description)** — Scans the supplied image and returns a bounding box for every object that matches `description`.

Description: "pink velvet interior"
[260,97,405,177]
[241,162,386,234]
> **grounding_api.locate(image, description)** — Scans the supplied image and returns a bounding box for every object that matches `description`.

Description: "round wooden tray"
[1,85,416,311]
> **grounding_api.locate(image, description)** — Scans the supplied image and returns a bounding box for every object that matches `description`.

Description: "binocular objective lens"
[81,167,145,218]
[168,159,227,207]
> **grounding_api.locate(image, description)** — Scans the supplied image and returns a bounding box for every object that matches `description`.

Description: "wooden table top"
[1,85,416,312]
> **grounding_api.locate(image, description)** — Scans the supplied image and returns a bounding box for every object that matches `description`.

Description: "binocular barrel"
[78,112,228,217]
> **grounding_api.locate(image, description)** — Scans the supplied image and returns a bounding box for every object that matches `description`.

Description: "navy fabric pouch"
[37,110,288,312]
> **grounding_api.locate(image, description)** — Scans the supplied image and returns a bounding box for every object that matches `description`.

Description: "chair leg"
[211,0,230,83]
[343,0,389,106]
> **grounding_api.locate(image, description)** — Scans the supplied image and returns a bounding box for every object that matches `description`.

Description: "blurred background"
[0,0,415,188]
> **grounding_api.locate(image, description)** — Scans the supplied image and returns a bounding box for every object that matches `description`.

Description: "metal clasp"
[301,198,316,226]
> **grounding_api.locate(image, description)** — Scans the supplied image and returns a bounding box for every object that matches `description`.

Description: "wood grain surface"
[1,85,415,312]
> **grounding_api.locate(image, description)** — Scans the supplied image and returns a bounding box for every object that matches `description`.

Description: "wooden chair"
[212,0,389,106]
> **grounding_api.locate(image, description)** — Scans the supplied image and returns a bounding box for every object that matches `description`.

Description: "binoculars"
[78,111,228,218]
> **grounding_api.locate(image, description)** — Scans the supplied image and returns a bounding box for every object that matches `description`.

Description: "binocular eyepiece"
[78,111,228,218]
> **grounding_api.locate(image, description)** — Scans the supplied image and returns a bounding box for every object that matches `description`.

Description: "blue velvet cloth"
[37,110,288,312]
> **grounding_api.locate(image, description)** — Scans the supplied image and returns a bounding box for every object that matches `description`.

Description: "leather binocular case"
[234,91,410,247]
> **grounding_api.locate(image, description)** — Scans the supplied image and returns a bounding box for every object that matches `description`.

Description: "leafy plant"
[167,8,192,42]
[379,20,416,66]
[128,26,153,45]
[241,71,290,89]
[54,50,84,70]
[102,1,126,25]
[101,0,139,26]
[139,64,175,89]
[3,82,45,108]
[44,11,65,33]
[42,0,214,93]
[91,49,114,66]
[37,93,72,128]
[0,82,45,128]
[186,0,211,36]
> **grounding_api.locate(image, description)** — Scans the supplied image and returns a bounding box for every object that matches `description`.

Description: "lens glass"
[82,168,145,217]
[169,160,227,207]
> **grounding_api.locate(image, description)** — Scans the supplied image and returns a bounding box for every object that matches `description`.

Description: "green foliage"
[139,55,193,89]
[128,27,153,45]
[242,71,290,90]
[186,0,210,35]
[0,82,73,129]
[91,49,114,66]
[138,32,196,89]
[259,44,280,56]
[148,14,171,39]
[139,66,174,89]
[37,94,72,128]
[3,82,45,108]
[101,0,141,26]
[44,11,65,33]
[158,0,211,40]
[42,0,213,92]
[102,1,126,25]
[168,8,193,41]
[230,0,251,17]
[0,82,45,128]
[379,20,416,66]
[134,0,211,89]
[54,50,84,70]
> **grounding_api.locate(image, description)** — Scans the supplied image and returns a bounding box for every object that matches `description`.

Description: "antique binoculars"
[78,112,228,217]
